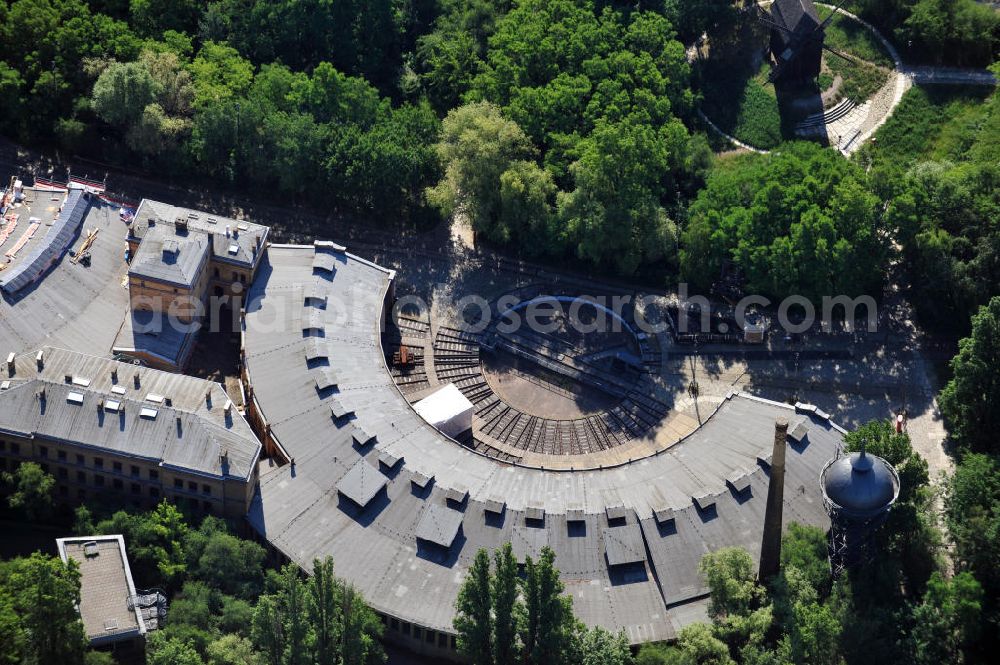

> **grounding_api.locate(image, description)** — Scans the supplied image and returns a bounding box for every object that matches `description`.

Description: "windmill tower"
[820,443,899,576]
[749,0,857,84]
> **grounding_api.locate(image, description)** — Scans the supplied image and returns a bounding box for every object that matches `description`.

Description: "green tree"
[2,461,55,521]
[0,589,26,665]
[521,547,578,665]
[579,626,634,665]
[195,530,266,599]
[455,549,494,665]
[250,595,284,665]
[83,651,117,665]
[338,583,383,665]
[492,543,520,665]
[0,553,87,665]
[681,142,886,301]
[699,548,764,621]
[675,623,734,665]
[939,296,1000,454]
[427,101,536,243]
[944,452,1000,640]
[205,634,262,665]
[91,59,159,127]
[93,501,189,588]
[910,571,982,665]
[146,632,205,665]
[309,557,341,665]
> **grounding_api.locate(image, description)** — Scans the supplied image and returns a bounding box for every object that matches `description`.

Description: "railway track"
[422,326,672,459]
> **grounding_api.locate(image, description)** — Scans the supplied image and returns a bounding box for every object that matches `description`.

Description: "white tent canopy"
[413,383,473,439]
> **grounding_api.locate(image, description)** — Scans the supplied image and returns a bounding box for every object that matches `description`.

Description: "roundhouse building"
[242,242,846,660]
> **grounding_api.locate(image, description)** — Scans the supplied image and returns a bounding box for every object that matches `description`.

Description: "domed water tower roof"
[821,448,899,520]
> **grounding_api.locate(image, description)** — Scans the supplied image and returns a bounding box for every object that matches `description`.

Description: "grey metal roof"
[416,504,463,548]
[378,450,402,470]
[312,252,337,273]
[788,418,809,442]
[0,194,131,361]
[131,200,268,270]
[305,338,328,362]
[329,398,352,420]
[1,347,260,479]
[128,224,209,287]
[725,471,752,493]
[604,524,646,566]
[112,309,198,369]
[337,460,388,508]
[241,245,843,643]
[0,188,89,295]
[606,504,628,521]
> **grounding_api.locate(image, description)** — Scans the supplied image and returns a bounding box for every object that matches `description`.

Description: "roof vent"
[224,400,233,416]
[175,218,188,233]
[67,391,84,405]
[83,541,99,557]
[36,349,44,370]
[133,373,141,389]
[139,407,158,419]
[110,369,118,383]
[6,352,14,376]
[164,396,172,407]
[64,374,73,384]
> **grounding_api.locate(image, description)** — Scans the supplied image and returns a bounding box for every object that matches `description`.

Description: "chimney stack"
[6,352,14,376]
[759,417,789,581]
[36,349,44,370]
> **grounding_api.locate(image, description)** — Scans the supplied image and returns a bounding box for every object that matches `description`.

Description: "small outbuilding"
[413,383,473,439]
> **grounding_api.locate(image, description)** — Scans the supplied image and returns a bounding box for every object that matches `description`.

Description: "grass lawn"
[817,7,895,67]
[697,8,897,148]
[699,58,785,150]
[858,85,995,167]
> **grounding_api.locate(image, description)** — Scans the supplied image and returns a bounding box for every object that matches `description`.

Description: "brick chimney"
[759,417,788,581]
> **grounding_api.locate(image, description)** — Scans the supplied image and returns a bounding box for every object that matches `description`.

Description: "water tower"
[820,443,900,576]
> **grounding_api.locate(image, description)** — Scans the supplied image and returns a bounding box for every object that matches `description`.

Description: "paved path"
[903,65,997,86]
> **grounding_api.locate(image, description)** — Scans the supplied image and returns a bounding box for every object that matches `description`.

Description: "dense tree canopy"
[682,142,887,301]
[939,297,1000,455]
[856,0,999,67]
[0,553,88,665]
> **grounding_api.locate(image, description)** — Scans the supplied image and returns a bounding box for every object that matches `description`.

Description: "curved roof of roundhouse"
[242,243,843,643]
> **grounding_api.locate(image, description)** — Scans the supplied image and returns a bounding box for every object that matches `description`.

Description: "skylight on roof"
[0,381,9,391]
[146,393,164,404]
[71,376,91,387]
[105,400,121,412]
[237,223,249,231]
[228,244,239,255]
[111,385,126,395]
[67,391,84,405]
[139,407,158,419]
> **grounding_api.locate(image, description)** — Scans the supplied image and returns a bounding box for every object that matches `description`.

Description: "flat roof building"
[55,535,146,647]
